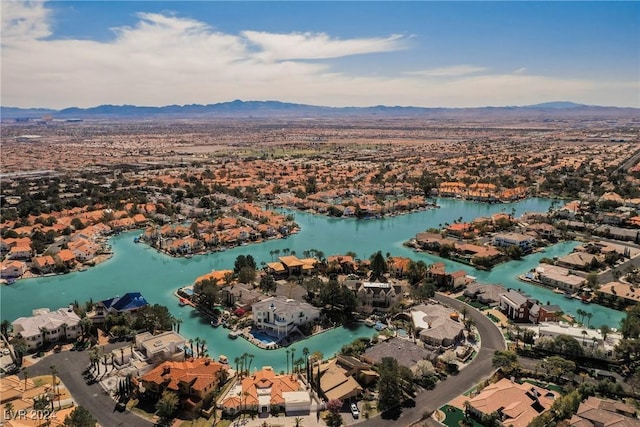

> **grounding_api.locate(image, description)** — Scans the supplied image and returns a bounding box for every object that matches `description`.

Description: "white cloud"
[1,2,638,108]
[513,67,527,75]
[241,31,406,61]
[405,65,488,78]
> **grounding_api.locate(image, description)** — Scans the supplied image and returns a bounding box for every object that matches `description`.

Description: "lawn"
[523,379,564,394]
[440,405,484,427]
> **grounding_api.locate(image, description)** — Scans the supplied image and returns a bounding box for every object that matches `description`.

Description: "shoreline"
[2,252,113,285]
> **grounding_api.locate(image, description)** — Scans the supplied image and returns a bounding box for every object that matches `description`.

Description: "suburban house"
[8,245,32,260]
[463,282,507,306]
[598,281,640,305]
[523,322,619,357]
[54,249,76,267]
[568,396,639,427]
[535,265,586,291]
[139,358,228,414]
[31,255,56,274]
[266,256,317,278]
[362,338,438,370]
[91,292,149,324]
[492,232,536,254]
[12,307,81,350]
[355,282,403,313]
[135,331,188,364]
[252,297,320,339]
[221,367,310,417]
[468,378,558,427]
[556,252,601,272]
[317,358,364,402]
[221,283,264,310]
[410,304,465,347]
[1,260,27,279]
[499,289,539,323]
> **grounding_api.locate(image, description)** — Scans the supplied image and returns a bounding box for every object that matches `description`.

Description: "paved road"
[18,343,155,427]
[357,293,506,427]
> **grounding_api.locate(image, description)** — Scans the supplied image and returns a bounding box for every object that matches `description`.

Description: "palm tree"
[247,354,254,375]
[5,401,14,417]
[290,347,296,374]
[50,365,60,408]
[188,339,194,358]
[23,369,29,391]
[234,357,240,375]
[576,309,586,325]
[585,312,593,328]
[80,316,92,342]
[200,339,207,359]
[581,330,588,345]
[120,347,125,365]
[285,349,290,374]
[194,337,201,358]
[60,323,68,340]
[175,318,182,334]
[294,416,303,427]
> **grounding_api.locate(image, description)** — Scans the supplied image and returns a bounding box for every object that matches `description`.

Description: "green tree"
[238,266,257,284]
[370,251,388,282]
[492,350,520,376]
[64,406,97,427]
[377,357,402,413]
[541,355,575,382]
[155,390,179,422]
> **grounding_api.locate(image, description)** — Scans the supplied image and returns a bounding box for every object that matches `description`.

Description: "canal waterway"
[0,198,626,371]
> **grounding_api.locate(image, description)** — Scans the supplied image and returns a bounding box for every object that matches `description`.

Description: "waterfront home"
[526,223,558,240]
[414,232,457,251]
[266,256,317,278]
[317,358,364,402]
[389,256,412,278]
[91,292,149,323]
[492,232,536,254]
[0,260,27,279]
[139,358,228,414]
[135,331,187,364]
[326,255,356,274]
[0,237,32,254]
[410,304,465,347]
[195,270,233,286]
[221,367,309,416]
[535,265,586,291]
[362,337,438,369]
[221,283,264,310]
[12,307,81,350]
[598,281,640,305]
[499,289,539,323]
[67,238,99,262]
[463,282,507,306]
[53,249,76,268]
[252,296,320,339]
[467,378,558,427]
[355,281,403,314]
[557,252,601,272]
[31,255,56,274]
[568,396,639,427]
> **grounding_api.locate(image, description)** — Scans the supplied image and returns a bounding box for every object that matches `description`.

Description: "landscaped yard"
[523,379,564,394]
[180,418,231,427]
[439,405,484,427]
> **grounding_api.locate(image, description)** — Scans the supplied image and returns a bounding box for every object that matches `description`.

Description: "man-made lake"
[0,198,625,371]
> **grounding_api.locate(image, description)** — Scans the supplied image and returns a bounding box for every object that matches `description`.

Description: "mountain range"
[1,100,637,119]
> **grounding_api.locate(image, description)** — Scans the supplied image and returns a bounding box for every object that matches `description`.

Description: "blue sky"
[2,1,638,108]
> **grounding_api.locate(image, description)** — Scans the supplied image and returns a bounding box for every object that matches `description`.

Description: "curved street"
[17,343,155,427]
[357,293,506,427]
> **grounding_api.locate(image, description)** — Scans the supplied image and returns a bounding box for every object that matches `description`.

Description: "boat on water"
[6,278,16,285]
[228,330,240,339]
[564,291,574,299]
[219,355,229,364]
[211,318,220,327]
[133,236,140,243]
[553,288,564,294]
[178,298,187,307]
[364,319,375,327]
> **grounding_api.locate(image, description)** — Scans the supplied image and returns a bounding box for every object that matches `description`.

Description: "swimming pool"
[397,328,408,338]
[251,329,277,346]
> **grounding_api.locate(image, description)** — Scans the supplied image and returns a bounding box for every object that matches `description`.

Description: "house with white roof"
[521,322,620,358]
[12,307,81,350]
[252,296,320,339]
[355,281,403,313]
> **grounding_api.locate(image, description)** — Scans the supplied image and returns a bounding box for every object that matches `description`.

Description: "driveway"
[356,293,506,427]
[18,343,155,427]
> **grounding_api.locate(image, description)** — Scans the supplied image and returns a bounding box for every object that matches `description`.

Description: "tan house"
[468,378,558,427]
[139,358,228,414]
[1,260,27,279]
[31,255,56,274]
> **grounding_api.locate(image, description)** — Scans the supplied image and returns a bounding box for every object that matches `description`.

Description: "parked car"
[350,403,359,419]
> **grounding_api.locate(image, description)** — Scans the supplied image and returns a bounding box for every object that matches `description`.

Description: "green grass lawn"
[440,405,484,427]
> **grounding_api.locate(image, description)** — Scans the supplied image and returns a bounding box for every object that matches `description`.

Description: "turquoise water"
[0,198,626,370]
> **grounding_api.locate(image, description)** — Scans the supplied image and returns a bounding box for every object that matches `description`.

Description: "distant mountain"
[1,100,637,120]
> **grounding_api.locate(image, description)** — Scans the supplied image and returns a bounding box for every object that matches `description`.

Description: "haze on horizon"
[1,1,639,110]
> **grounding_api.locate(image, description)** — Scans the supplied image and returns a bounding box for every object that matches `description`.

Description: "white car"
[350,403,359,418]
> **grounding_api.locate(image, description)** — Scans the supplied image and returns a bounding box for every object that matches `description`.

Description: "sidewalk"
[229,411,326,427]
